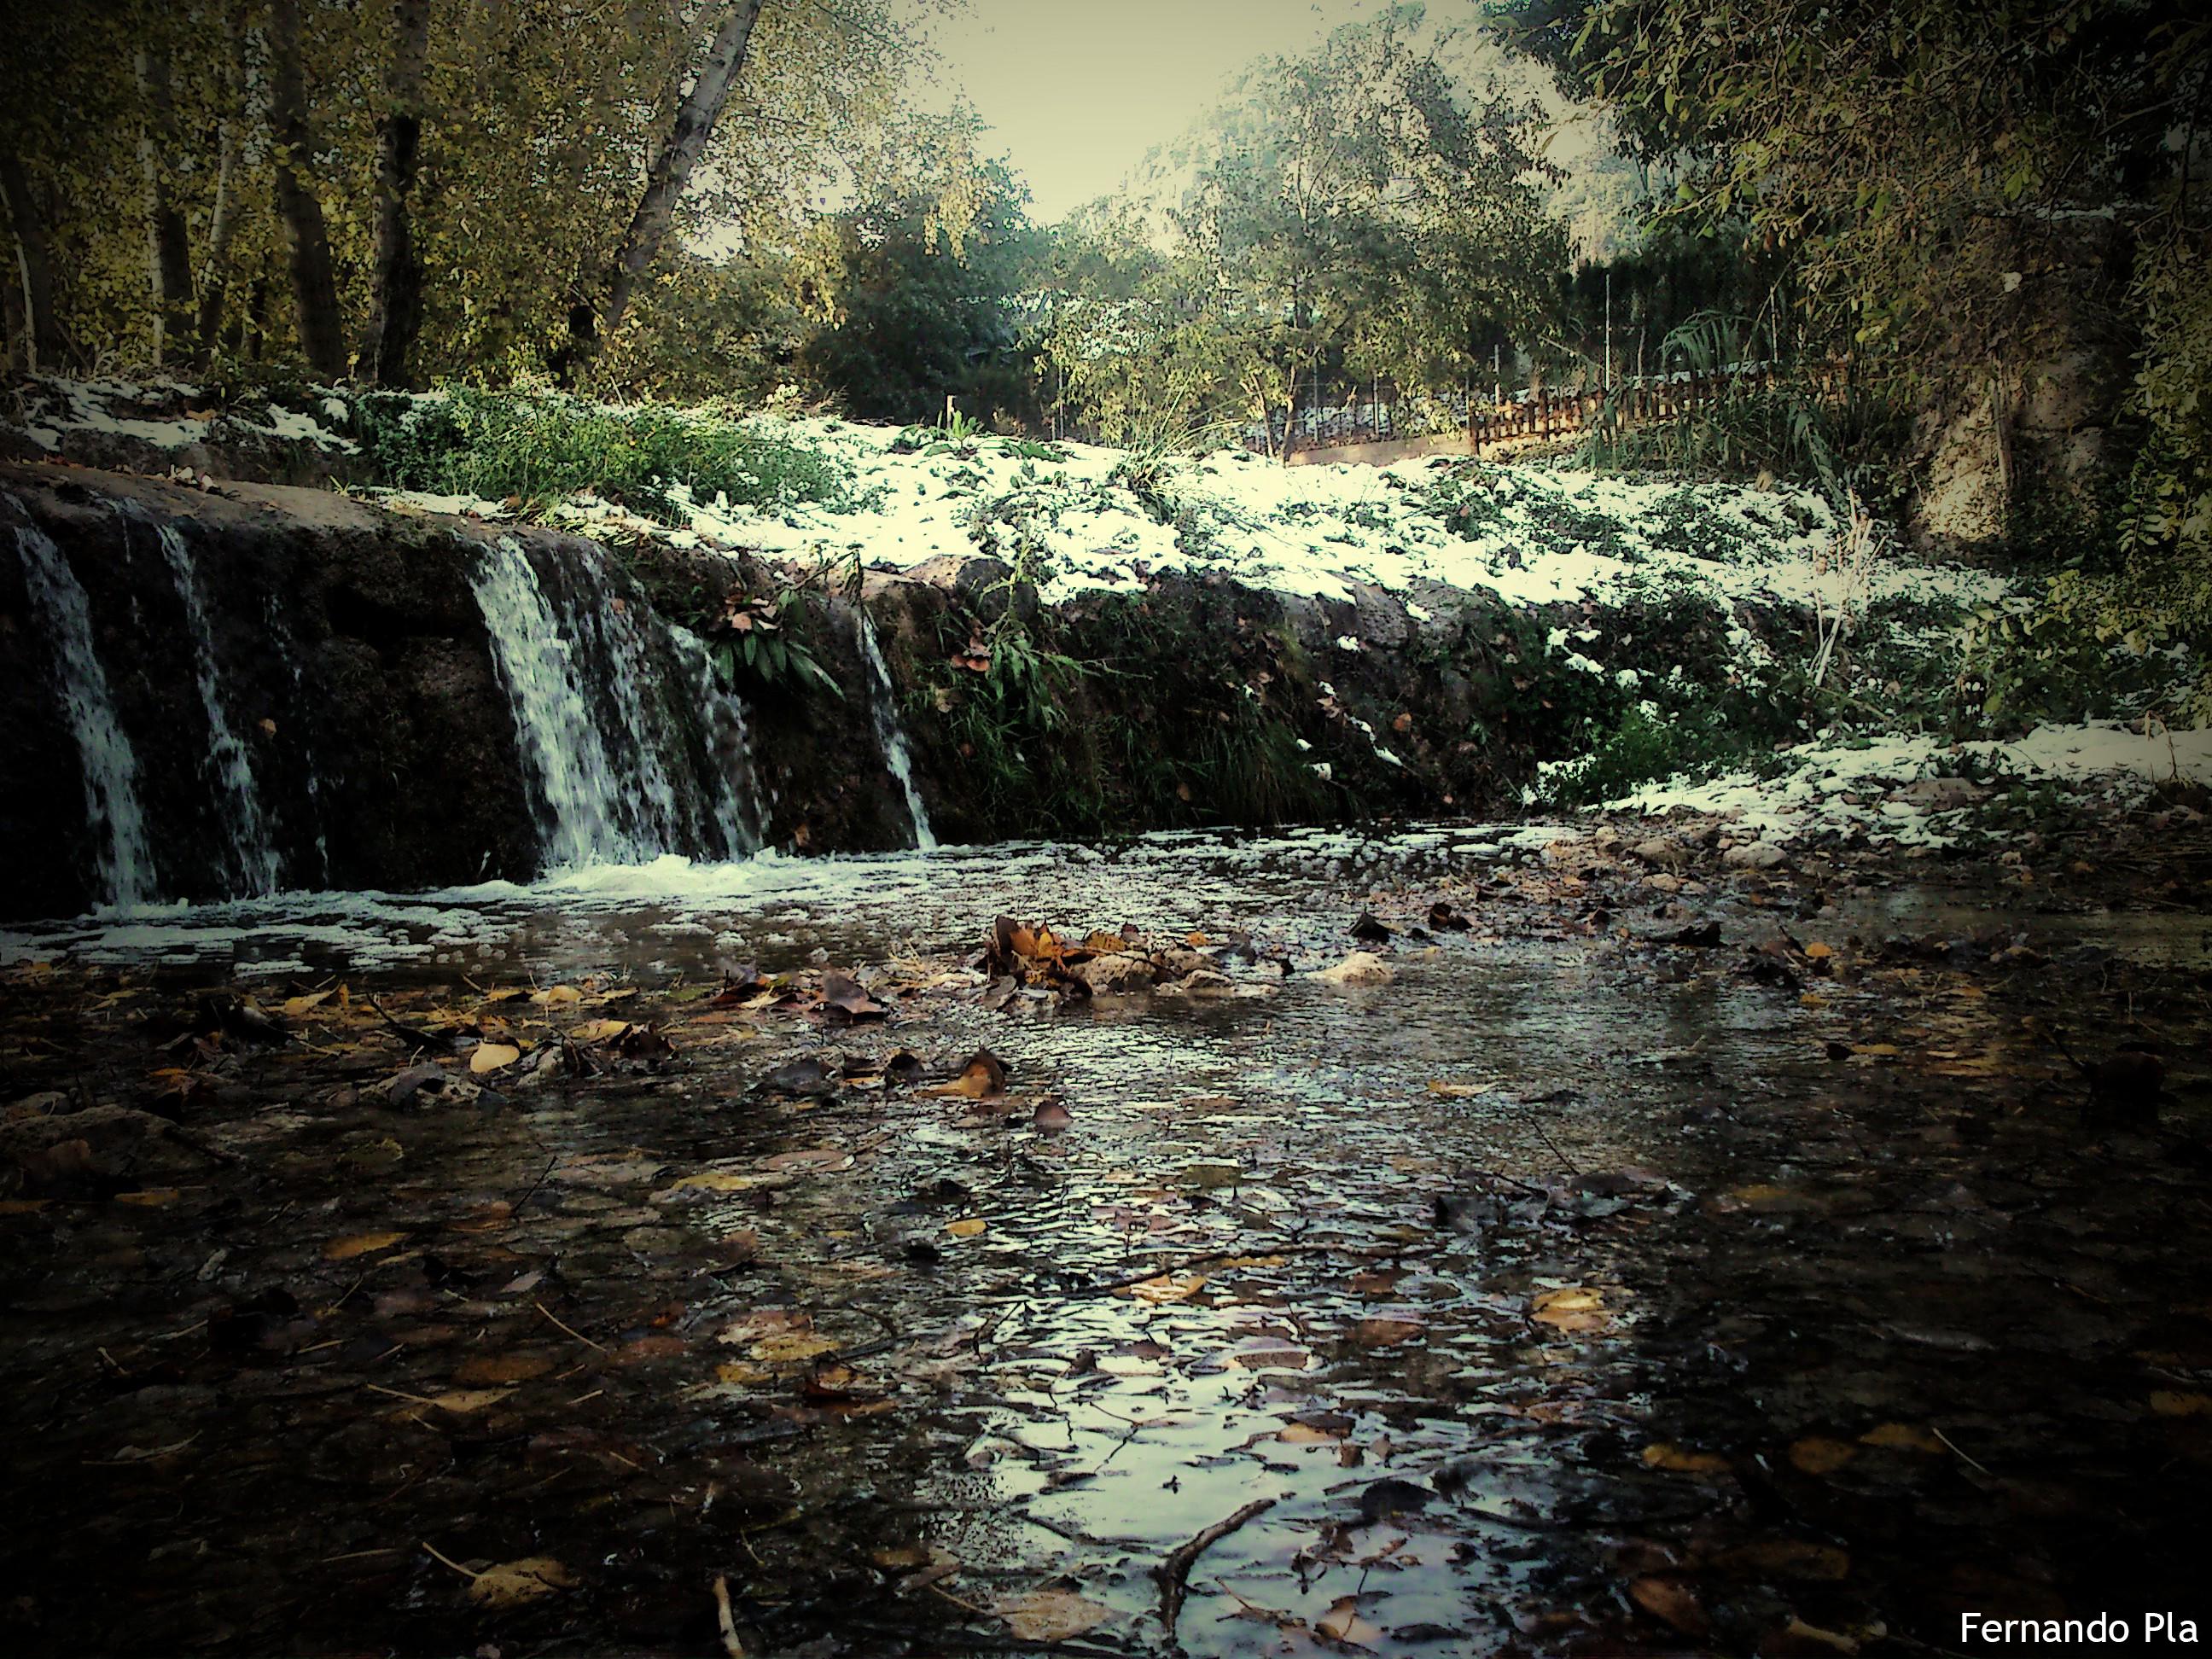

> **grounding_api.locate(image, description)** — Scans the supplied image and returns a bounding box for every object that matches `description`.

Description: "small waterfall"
[14,526,158,907]
[857,609,937,851]
[156,524,279,895]
[471,537,639,868]
[562,567,686,847]
[265,598,330,887]
[671,623,765,856]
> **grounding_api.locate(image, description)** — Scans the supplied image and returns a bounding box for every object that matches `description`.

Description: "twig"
[420,1540,482,1580]
[537,1301,607,1353]
[1932,1423,1992,1476]
[712,1575,745,1658]
[1155,1496,1275,1634]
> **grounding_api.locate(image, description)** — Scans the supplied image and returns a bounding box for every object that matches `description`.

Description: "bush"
[355,388,854,524]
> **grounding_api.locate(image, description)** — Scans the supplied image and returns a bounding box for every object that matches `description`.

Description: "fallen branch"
[1154,1496,1275,1634]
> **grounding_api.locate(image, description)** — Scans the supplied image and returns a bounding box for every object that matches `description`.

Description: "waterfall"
[857,609,937,851]
[471,537,640,868]
[671,623,765,856]
[14,526,158,907]
[265,598,330,887]
[156,524,279,895]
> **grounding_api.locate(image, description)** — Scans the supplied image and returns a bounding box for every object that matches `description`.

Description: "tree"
[362,0,431,386]
[267,0,346,377]
[557,0,766,379]
[134,41,196,362]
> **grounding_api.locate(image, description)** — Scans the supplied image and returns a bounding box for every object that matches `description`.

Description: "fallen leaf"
[1628,1576,1709,1638]
[758,1148,853,1175]
[1530,1286,1607,1331]
[325,1231,407,1260]
[945,1218,987,1239]
[531,985,584,1006]
[1789,1436,1859,1476]
[1124,1273,1207,1304]
[923,1049,1009,1099]
[1642,1443,1732,1475]
[469,1042,521,1074]
[466,1556,575,1606]
[1859,1422,1946,1453]
[995,1588,1111,1643]
[2151,1391,2212,1418]
[1315,1595,1385,1645]
[113,1189,180,1208]
[281,990,334,1018]
[570,1018,631,1043]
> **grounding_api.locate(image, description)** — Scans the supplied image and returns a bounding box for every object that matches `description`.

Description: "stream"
[2,828,2208,1656]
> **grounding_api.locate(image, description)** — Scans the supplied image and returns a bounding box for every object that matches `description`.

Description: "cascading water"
[13,526,158,907]
[156,523,280,895]
[265,598,330,888]
[857,609,937,852]
[670,623,765,855]
[471,538,640,868]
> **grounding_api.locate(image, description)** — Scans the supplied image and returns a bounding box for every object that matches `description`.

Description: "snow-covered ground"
[598,416,2005,619]
[4,378,2003,620]
[1611,721,2212,848]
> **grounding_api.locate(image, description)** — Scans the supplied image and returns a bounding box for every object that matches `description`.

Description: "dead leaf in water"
[1642,1443,1732,1475]
[466,1556,575,1606]
[1859,1423,1945,1452]
[324,1231,407,1260]
[1530,1287,1607,1331]
[1627,1575,1709,1638]
[2151,1391,2212,1417]
[995,1588,1111,1643]
[1314,1595,1385,1644]
[945,1218,987,1239]
[1124,1273,1207,1304]
[924,1049,1008,1100]
[1789,1436,1859,1476]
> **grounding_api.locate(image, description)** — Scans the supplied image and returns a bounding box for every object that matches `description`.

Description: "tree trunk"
[268,0,347,378]
[362,0,431,386]
[0,156,63,373]
[194,3,252,366]
[135,46,196,363]
[557,0,764,379]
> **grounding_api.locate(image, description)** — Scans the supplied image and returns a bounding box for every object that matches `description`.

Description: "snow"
[1611,721,2212,848]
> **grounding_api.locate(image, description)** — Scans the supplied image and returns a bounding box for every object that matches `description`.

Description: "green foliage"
[712,591,843,702]
[354,389,853,522]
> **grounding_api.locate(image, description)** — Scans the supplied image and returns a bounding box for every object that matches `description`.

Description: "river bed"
[2,827,2207,1656]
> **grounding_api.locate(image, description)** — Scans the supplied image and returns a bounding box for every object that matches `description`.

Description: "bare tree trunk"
[556,0,764,380]
[194,3,252,366]
[362,0,431,385]
[268,0,347,378]
[136,45,197,363]
[0,155,63,373]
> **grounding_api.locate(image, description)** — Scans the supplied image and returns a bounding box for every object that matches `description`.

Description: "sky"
[912,0,1412,224]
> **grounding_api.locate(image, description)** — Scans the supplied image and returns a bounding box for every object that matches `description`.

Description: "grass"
[355,387,854,524]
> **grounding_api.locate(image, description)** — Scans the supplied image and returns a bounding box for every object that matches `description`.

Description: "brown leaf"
[923,1049,1008,1100]
[466,1557,576,1606]
[1628,1575,1710,1638]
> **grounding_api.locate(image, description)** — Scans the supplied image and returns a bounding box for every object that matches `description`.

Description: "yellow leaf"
[282,990,334,1018]
[466,1557,575,1606]
[469,1043,521,1074]
[531,985,583,1006]
[324,1230,407,1260]
[2151,1391,2212,1418]
[1860,1423,1945,1453]
[1788,1436,1858,1475]
[570,1019,631,1044]
[945,1218,987,1238]
[1802,941,1834,960]
[1642,1443,1732,1475]
[752,1333,839,1364]
[1125,1272,1206,1304]
[113,1189,180,1208]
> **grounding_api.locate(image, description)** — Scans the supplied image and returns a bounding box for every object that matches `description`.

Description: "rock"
[1633,838,1686,868]
[1074,953,1155,994]
[1177,969,1236,995]
[1315,952,1395,987]
[1723,841,1788,871]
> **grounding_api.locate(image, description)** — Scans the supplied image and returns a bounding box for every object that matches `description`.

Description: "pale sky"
[914,0,1417,223]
